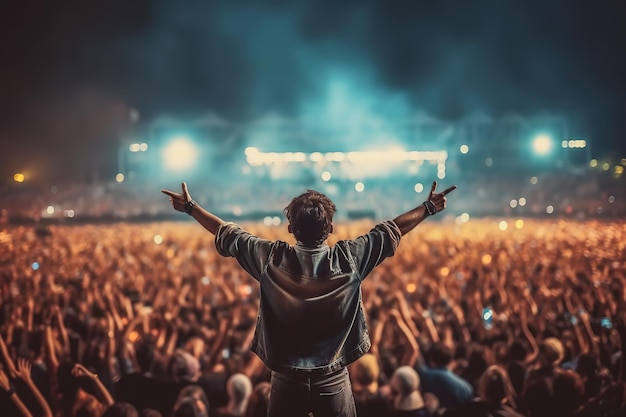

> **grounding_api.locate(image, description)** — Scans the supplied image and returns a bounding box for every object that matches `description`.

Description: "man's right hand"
[427,181,457,214]
[161,182,192,213]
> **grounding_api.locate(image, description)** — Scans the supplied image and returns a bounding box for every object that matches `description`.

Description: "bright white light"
[414,183,424,193]
[532,134,553,156]
[321,171,332,182]
[153,234,163,244]
[162,136,197,171]
[140,143,148,151]
[263,216,273,226]
[530,176,538,185]
[460,213,470,222]
[499,221,508,231]
[437,163,446,179]
[355,182,365,192]
[326,152,345,162]
[510,199,518,208]
[245,149,448,167]
[46,206,54,214]
[565,139,587,149]
[116,173,125,183]
[129,143,141,152]
[518,197,527,206]
[546,205,554,214]
[64,210,75,218]
[459,144,469,154]
[310,152,323,162]
[271,216,281,226]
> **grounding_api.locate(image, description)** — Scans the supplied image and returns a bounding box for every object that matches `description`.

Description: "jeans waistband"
[272,366,347,383]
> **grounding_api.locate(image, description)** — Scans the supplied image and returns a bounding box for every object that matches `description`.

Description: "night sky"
[1,0,625,183]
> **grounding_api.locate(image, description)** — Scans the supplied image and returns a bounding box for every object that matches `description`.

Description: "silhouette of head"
[284,190,336,246]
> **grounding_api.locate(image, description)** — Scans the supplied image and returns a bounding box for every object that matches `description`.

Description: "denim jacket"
[215,220,402,377]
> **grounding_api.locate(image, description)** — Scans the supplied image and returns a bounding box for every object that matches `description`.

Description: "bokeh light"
[162,136,198,171]
[531,134,553,156]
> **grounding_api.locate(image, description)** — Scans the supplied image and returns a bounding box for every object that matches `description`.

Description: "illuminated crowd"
[0,218,625,417]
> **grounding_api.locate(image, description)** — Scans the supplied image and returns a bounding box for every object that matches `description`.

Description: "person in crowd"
[441,365,523,417]
[416,342,473,409]
[388,366,430,417]
[161,181,456,417]
[243,382,270,417]
[349,353,389,417]
[213,373,252,417]
[172,385,210,417]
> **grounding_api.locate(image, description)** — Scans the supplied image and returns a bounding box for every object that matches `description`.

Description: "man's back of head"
[284,190,336,246]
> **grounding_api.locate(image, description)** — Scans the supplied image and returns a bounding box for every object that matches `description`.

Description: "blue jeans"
[268,368,357,417]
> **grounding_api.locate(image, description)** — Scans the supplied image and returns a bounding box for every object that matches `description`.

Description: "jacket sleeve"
[214,222,274,282]
[345,220,402,281]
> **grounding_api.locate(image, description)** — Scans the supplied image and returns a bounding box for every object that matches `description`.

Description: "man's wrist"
[184,200,197,215]
[423,201,437,216]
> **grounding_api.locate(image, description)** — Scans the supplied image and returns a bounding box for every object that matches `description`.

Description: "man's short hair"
[284,190,336,246]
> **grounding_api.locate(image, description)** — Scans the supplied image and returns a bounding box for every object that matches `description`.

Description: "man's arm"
[162,182,225,234]
[392,181,456,236]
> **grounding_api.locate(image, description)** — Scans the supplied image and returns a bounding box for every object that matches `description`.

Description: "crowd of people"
[0,217,625,416]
